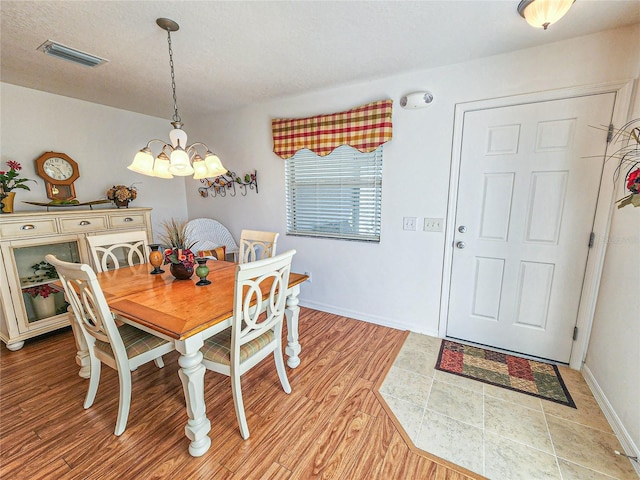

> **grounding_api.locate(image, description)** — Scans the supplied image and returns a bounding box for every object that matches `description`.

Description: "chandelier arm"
[144,139,170,150]
[187,142,211,153]
[161,144,174,156]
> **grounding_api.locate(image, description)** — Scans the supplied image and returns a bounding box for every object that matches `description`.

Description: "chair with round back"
[200,249,295,439]
[86,230,149,273]
[238,229,279,264]
[46,254,174,436]
[185,218,239,261]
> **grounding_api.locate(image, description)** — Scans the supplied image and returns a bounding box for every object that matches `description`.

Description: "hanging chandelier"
[128,18,227,179]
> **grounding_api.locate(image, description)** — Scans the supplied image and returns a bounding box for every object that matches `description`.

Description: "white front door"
[447,93,615,363]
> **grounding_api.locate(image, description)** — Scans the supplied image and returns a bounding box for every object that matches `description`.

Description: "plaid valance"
[272,99,393,159]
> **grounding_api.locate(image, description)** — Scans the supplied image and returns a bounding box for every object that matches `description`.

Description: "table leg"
[285,284,301,368]
[176,337,211,457]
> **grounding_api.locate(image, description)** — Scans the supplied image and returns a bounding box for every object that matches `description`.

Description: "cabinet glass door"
[14,241,80,327]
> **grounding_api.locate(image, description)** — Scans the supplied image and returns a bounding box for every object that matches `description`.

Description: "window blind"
[285,145,382,242]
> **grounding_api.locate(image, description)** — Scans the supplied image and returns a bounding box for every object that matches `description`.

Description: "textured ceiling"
[1,1,639,121]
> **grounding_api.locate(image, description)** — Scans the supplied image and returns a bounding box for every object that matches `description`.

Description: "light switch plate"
[423,217,443,232]
[403,217,417,231]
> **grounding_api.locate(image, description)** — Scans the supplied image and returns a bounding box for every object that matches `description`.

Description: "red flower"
[626,168,640,194]
[7,161,21,171]
[25,284,55,298]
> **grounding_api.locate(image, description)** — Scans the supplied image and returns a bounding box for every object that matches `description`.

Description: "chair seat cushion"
[95,324,170,359]
[202,328,275,365]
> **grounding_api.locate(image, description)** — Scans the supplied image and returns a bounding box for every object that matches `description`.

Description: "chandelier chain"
[166,29,181,124]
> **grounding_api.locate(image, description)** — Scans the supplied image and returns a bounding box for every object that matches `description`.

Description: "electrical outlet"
[423,217,444,232]
[403,217,417,231]
[304,271,312,283]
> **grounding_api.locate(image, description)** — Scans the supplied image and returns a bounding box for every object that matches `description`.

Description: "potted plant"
[158,219,196,279]
[24,284,57,318]
[31,261,59,279]
[610,119,640,208]
[106,184,138,208]
[0,160,36,213]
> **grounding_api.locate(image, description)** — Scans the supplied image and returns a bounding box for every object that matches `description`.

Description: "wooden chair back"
[86,231,149,273]
[238,229,279,264]
[233,249,293,349]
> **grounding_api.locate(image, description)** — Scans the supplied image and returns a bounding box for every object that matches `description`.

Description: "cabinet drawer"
[60,216,107,233]
[108,213,146,229]
[0,219,58,238]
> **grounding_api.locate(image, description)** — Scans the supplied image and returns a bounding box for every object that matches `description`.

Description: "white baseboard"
[298,299,440,337]
[582,364,640,477]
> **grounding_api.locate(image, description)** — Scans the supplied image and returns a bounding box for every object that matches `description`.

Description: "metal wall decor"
[198,170,258,198]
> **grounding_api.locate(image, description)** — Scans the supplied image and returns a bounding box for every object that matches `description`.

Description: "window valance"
[272,99,393,159]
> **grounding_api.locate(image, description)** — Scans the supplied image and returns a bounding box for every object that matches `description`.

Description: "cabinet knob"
[123,217,134,222]
[20,224,36,230]
[79,220,91,226]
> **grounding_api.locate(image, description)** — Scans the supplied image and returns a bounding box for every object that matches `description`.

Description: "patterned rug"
[435,340,576,408]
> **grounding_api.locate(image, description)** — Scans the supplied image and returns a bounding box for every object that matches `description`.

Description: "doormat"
[435,340,576,408]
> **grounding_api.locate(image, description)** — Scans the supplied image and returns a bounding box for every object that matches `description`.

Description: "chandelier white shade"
[517,0,574,30]
[128,18,227,179]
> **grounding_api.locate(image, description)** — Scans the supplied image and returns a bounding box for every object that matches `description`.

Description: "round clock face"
[43,157,74,181]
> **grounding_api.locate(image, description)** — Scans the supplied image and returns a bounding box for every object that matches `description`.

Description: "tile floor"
[379,333,639,480]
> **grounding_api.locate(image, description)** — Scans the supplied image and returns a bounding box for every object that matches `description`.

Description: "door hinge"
[606,123,614,143]
[588,232,595,248]
[573,326,578,341]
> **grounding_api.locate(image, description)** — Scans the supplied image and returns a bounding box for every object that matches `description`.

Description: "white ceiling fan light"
[517,0,575,30]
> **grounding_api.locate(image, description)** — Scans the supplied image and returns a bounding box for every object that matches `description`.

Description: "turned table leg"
[176,337,211,457]
[284,284,302,368]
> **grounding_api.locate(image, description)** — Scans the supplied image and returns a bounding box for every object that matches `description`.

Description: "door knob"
[456,241,466,249]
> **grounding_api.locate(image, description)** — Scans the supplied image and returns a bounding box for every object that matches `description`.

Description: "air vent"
[37,40,108,68]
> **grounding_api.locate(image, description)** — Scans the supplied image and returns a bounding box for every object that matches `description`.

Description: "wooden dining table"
[70,259,307,457]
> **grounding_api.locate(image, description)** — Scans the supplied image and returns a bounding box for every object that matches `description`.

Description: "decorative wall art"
[198,170,258,198]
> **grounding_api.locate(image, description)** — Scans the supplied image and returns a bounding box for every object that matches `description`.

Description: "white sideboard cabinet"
[0,207,152,351]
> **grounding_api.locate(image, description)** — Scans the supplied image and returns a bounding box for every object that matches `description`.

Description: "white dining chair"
[238,229,279,264]
[86,230,149,273]
[45,254,175,436]
[185,218,239,261]
[200,249,295,439]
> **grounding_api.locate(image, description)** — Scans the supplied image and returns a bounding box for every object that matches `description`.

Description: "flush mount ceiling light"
[128,18,227,179]
[517,0,575,30]
[37,40,108,67]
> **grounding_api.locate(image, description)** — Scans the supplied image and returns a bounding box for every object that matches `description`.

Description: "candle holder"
[148,244,165,274]
[195,258,211,286]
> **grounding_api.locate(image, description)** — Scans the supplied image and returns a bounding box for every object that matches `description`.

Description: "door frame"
[439,79,635,369]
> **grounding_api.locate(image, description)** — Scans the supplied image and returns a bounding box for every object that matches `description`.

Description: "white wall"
[585,87,640,458]
[0,83,189,238]
[186,24,640,336]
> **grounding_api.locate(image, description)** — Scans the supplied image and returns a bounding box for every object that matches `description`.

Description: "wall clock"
[34,152,80,200]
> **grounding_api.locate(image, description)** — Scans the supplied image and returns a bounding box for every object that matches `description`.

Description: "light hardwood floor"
[0,308,480,479]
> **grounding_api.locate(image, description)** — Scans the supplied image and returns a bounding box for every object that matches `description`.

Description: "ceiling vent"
[37,40,108,68]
